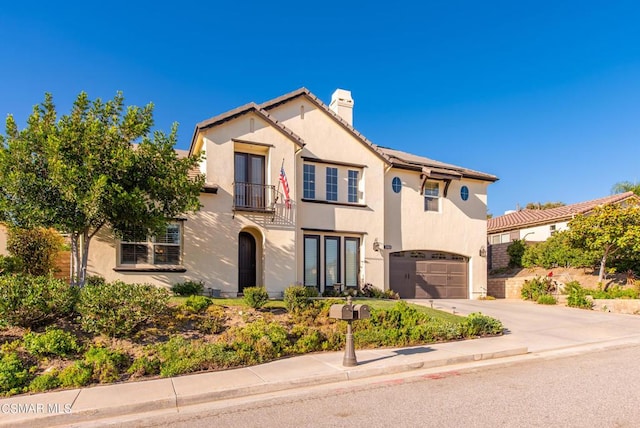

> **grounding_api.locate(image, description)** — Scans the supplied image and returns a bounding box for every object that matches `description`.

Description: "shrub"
[537,295,557,305]
[76,280,170,337]
[85,275,106,287]
[0,275,76,328]
[290,325,327,353]
[182,295,213,313]
[28,371,61,393]
[58,361,92,388]
[243,287,269,309]
[23,328,81,358]
[461,313,504,336]
[507,239,526,268]
[562,280,583,295]
[284,285,317,313]
[0,255,22,275]
[171,280,204,296]
[196,305,227,334]
[588,285,639,300]
[520,276,555,301]
[0,352,30,396]
[566,285,592,309]
[83,346,129,384]
[153,336,239,377]
[521,231,597,269]
[6,227,64,276]
[127,355,160,378]
[229,320,289,364]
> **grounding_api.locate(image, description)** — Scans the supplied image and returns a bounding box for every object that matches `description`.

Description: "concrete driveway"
[407,299,640,353]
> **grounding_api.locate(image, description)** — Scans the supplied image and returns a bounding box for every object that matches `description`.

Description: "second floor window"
[424,181,440,212]
[348,170,359,203]
[326,167,338,201]
[303,164,315,199]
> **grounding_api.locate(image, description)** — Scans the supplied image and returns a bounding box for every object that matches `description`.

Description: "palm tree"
[611,181,640,196]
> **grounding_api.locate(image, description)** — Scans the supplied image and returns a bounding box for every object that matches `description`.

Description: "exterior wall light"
[479,246,487,257]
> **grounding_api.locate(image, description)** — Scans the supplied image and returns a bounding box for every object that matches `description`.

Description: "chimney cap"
[331,88,354,106]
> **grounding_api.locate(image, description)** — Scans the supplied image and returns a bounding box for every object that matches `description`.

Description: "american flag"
[279,166,291,209]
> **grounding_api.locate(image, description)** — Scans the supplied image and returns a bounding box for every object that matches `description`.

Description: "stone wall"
[488,242,510,270]
[487,276,537,299]
[590,299,640,315]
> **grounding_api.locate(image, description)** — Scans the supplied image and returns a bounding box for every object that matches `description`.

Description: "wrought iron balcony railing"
[233,182,276,212]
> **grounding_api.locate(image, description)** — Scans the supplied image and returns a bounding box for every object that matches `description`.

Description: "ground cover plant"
[0,279,504,397]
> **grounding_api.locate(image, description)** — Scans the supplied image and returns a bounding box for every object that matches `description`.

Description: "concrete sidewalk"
[2,300,640,427]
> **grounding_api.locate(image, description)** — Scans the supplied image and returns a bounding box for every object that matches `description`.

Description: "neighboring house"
[86,88,498,298]
[487,192,639,269]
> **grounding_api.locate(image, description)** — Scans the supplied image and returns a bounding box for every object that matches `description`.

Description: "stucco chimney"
[329,89,354,126]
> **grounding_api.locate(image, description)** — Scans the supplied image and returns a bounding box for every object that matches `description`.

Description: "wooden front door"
[238,232,256,294]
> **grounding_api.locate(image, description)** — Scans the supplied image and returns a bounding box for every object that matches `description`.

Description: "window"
[304,234,361,290]
[489,233,511,245]
[392,177,402,193]
[550,225,557,235]
[120,223,182,266]
[344,238,360,288]
[424,181,440,212]
[153,224,181,264]
[460,185,469,201]
[326,167,338,201]
[324,236,340,287]
[303,164,315,199]
[348,170,359,203]
[304,235,320,287]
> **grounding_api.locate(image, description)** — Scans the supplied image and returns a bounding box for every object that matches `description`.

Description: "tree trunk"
[79,230,91,287]
[70,232,80,287]
[598,251,608,289]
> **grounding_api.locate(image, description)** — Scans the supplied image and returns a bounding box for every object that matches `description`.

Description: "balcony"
[233,182,276,212]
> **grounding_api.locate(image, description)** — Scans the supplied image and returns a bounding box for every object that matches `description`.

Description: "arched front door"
[238,232,256,294]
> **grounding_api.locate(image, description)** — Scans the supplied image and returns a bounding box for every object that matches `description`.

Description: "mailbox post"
[329,296,370,367]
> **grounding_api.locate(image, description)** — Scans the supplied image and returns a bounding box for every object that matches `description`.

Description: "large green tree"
[0,92,203,286]
[568,202,640,286]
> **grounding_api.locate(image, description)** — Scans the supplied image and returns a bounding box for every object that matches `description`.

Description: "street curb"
[0,347,528,428]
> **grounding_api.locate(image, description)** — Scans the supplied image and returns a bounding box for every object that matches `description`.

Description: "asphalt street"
[130,343,640,428]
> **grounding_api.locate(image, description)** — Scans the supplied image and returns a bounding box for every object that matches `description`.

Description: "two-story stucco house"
[86,88,498,299]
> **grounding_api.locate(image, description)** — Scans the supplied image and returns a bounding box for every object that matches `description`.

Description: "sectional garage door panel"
[390,251,468,299]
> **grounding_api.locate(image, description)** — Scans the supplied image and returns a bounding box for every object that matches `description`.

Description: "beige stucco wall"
[517,221,569,242]
[266,99,387,290]
[383,170,489,297]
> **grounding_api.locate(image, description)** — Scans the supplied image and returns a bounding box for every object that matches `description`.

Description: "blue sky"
[1,1,639,216]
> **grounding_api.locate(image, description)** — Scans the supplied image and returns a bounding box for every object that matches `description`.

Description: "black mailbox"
[352,304,371,320]
[329,304,354,320]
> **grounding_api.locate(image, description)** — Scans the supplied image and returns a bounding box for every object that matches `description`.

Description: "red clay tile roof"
[487,192,639,233]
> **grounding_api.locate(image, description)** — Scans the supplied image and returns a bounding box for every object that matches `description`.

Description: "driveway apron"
[406,299,640,353]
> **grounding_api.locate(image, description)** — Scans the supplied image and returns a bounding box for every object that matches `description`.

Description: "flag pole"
[275,158,284,205]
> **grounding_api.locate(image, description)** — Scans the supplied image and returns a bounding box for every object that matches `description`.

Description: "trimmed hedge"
[76,281,170,337]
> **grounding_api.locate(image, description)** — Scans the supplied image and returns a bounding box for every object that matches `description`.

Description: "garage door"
[390,251,468,299]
